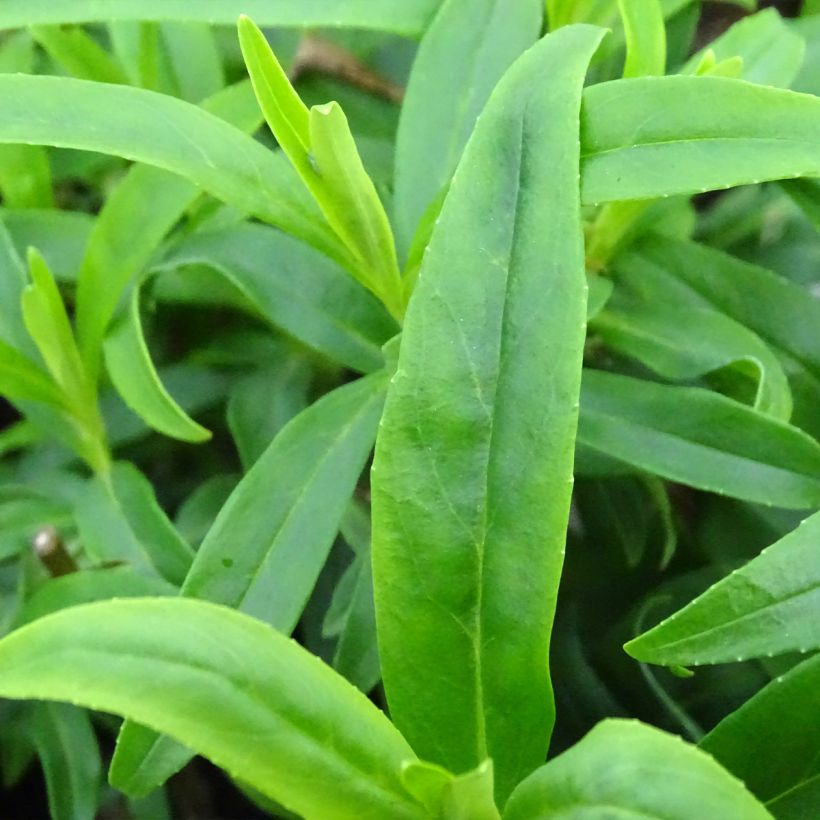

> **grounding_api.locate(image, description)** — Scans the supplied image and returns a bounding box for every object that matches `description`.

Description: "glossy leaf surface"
[373,26,605,801]
[0,599,427,820]
[580,76,820,203]
[626,509,820,665]
[579,370,820,509]
[0,74,339,261]
[503,720,771,820]
[701,654,820,817]
[113,373,386,793]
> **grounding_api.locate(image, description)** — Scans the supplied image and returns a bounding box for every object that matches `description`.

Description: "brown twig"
[290,35,404,104]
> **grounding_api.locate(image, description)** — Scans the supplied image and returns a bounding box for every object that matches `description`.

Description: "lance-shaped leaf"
[579,370,820,509]
[626,509,820,666]
[75,79,262,376]
[30,24,128,84]
[619,0,666,78]
[0,74,340,263]
[615,235,820,439]
[700,654,820,817]
[238,17,402,318]
[154,222,396,374]
[0,1,440,35]
[0,598,428,819]
[103,291,211,443]
[580,76,820,204]
[592,299,793,420]
[112,372,387,794]
[372,26,605,802]
[503,720,771,820]
[392,0,542,255]
[32,702,101,820]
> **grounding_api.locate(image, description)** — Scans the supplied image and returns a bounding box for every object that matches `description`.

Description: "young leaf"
[0,74,341,263]
[238,17,402,318]
[372,25,606,802]
[31,703,101,820]
[0,145,54,210]
[626,509,820,666]
[579,370,820,509]
[403,759,499,820]
[103,291,212,443]
[580,76,820,204]
[619,0,666,78]
[700,654,820,817]
[21,249,89,405]
[503,719,771,820]
[0,1,441,36]
[0,598,428,820]
[112,372,387,795]
[392,0,542,255]
[236,17,311,168]
[0,218,29,351]
[682,9,806,89]
[308,101,404,319]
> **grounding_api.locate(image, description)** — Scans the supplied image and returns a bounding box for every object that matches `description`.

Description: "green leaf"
[75,79,263,377]
[393,0,542,255]
[0,340,64,407]
[0,598,427,819]
[237,17,310,163]
[2,1,441,36]
[503,719,771,820]
[0,145,54,209]
[308,101,403,319]
[154,222,396,374]
[227,361,311,470]
[682,9,806,89]
[112,372,387,795]
[30,24,128,84]
[700,654,820,817]
[0,73,341,263]
[32,702,101,820]
[579,370,820,509]
[21,249,88,404]
[328,503,380,693]
[616,234,820,439]
[619,0,666,78]
[160,23,225,103]
[625,509,820,666]
[403,759,500,820]
[372,25,605,802]
[238,17,402,317]
[592,299,793,420]
[16,566,175,626]
[0,217,29,350]
[580,76,820,204]
[108,463,194,586]
[103,290,212,443]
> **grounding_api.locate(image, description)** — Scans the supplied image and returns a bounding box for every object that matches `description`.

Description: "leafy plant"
[0,1,817,818]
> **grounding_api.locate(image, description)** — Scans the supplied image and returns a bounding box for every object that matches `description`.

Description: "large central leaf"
[371,25,605,803]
